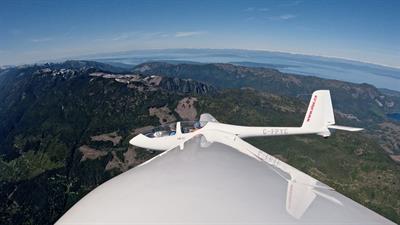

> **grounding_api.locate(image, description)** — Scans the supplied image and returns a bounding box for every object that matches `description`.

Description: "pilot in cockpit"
[152,121,202,137]
[189,121,201,132]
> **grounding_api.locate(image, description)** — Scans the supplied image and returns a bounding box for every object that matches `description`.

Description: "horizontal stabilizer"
[327,125,363,132]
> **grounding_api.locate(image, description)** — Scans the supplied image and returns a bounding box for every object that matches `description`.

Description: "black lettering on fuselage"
[263,128,289,135]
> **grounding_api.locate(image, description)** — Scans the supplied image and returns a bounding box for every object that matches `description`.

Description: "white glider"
[56,90,395,225]
[129,90,363,151]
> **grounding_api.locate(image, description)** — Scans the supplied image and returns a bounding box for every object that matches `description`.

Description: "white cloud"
[111,31,140,41]
[142,32,169,38]
[111,31,169,41]
[112,33,131,41]
[174,31,206,38]
[280,14,296,20]
[31,37,53,42]
[270,14,297,20]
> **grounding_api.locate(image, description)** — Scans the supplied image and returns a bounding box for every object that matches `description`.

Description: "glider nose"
[129,134,173,151]
[129,134,148,148]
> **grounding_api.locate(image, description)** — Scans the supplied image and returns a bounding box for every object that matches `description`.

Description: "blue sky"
[0,0,399,67]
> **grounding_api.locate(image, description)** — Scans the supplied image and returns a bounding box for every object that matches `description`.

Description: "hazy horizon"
[2,47,400,71]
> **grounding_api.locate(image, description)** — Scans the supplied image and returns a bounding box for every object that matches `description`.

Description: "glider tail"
[301,90,363,137]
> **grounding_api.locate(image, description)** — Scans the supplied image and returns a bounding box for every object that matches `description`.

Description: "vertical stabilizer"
[301,90,335,133]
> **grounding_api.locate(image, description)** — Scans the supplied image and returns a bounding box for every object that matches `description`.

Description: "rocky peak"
[89,72,217,95]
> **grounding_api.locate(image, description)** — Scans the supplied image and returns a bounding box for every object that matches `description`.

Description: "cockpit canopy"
[143,121,208,138]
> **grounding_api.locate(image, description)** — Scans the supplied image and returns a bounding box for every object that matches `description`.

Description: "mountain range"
[81,49,400,91]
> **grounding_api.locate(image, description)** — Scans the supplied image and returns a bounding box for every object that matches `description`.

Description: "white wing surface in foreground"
[56,134,395,225]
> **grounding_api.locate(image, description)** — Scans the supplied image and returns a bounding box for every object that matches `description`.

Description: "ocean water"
[387,113,400,121]
[88,49,400,91]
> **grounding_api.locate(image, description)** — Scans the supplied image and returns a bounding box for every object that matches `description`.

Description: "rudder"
[301,90,335,131]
